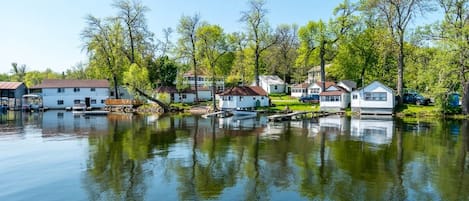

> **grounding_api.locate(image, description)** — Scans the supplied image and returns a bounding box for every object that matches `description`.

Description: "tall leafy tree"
[113,0,154,65]
[177,14,203,102]
[436,0,469,114]
[82,16,127,99]
[366,0,433,104]
[228,32,250,85]
[240,0,278,86]
[268,24,298,89]
[196,24,229,110]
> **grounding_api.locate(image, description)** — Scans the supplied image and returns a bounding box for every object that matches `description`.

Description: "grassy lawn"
[267,95,319,112]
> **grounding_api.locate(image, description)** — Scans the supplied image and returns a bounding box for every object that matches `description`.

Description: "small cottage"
[0,82,27,110]
[257,75,286,94]
[290,83,309,98]
[319,85,350,112]
[218,86,269,110]
[351,81,395,115]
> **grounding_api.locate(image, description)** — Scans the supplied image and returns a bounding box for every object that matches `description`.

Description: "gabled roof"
[0,82,24,90]
[291,83,309,88]
[30,79,109,89]
[258,75,285,85]
[219,86,267,96]
[309,81,336,89]
[362,81,394,94]
[338,80,357,90]
[320,86,349,96]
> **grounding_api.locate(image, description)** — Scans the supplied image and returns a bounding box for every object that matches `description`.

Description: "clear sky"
[0,0,347,74]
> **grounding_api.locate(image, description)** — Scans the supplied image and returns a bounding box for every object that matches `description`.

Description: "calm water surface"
[0,111,468,201]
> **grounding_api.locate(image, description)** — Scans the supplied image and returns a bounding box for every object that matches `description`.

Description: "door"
[85,97,91,108]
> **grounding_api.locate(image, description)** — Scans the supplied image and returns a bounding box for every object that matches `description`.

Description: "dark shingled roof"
[320,86,348,96]
[30,79,109,89]
[0,82,24,90]
[219,86,267,96]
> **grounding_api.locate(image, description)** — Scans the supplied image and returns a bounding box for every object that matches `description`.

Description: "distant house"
[307,64,331,84]
[307,81,336,95]
[155,86,212,103]
[351,81,395,115]
[290,83,309,98]
[182,72,225,93]
[0,82,27,110]
[337,80,357,93]
[30,79,109,109]
[218,86,269,110]
[256,75,286,94]
[319,85,350,112]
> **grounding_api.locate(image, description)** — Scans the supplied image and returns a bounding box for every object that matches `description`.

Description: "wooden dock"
[201,110,232,118]
[267,111,330,122]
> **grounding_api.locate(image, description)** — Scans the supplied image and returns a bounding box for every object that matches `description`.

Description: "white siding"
[218,95,269,109]
[291,88,307,97]
[308,83,322,95]
[320,93,350,111]
[173,93,196,103]
[42,87,109,109]
[351,81,395,114]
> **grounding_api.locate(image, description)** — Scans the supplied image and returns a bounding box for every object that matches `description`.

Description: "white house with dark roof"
[319,85,351,112]
[337,80,357,93]
[257,75,286,94]
[0,82,27,110]
[307,64,331,84]
[351,81,395,115]
[290,83,309,97]
[218,86,269,109]
[30,79,109,109]
[182,72,225,93]
[307,81,336,95]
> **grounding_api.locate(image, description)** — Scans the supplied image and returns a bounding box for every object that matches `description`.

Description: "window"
[91,88,96,92]
[182,94,187,99]
[311,88,320,94]
[101,100,105,104]
[91,99,97,104]
[274,85,278,90]
[228,96,232,101]
[364,92,387,101]
[57,100,64,105]
[322,95,341,102]
[57,88,65,93]
[110,91,115,96]
[239,96,244,101]
[352,94,358,100]
[74,88,80,92]
[74,99,81,104]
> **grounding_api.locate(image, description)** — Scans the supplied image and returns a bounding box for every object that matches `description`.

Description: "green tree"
[366,0,433,104]
[177,14,203,102]
[228,32,250,85]
[240,0,278,86]
[10,62,27,82]
[196,24,229,110]
[435,0,469,114]
[82,16,128,99]
[148,56,179,87]
[269,24,298,88]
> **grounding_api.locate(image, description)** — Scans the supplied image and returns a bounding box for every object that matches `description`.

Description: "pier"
[267,111,330,122]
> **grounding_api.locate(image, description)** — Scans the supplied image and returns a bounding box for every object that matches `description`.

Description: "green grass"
[395,104,441,118]
[266,95,319,112]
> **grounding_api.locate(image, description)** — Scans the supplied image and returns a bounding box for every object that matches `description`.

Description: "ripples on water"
[0,111,468,201]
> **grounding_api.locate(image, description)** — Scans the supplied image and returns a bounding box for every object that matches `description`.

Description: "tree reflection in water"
[80,114,469,201]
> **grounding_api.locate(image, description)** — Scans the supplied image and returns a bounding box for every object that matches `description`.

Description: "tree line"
[2,0,469,114]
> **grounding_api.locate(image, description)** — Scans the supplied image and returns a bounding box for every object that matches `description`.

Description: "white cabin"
[30,79,109,110]
[218,86,269,110]
[256,75,286,94]
[307,81,336,95]
[351,81,395,115]
[319,85,350,112]
[290,83,309,98]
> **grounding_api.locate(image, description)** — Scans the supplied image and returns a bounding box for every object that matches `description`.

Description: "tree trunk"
[113,73,119,99]
[462,82,469,115]
[212,64,217,111]
[191,37,199,103]
[255,43,260,86]
[397,32,405,105]
[320,41,326,92]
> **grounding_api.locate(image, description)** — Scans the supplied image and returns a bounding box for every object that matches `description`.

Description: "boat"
[22,94,44,112]
[72,103,87,111]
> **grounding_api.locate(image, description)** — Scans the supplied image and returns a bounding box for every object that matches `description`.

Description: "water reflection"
[1,112,469,201]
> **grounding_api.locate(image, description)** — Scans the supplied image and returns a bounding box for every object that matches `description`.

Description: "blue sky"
[0,0,350,74]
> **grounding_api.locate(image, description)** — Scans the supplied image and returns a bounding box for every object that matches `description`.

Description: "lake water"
[0,111,468,201]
